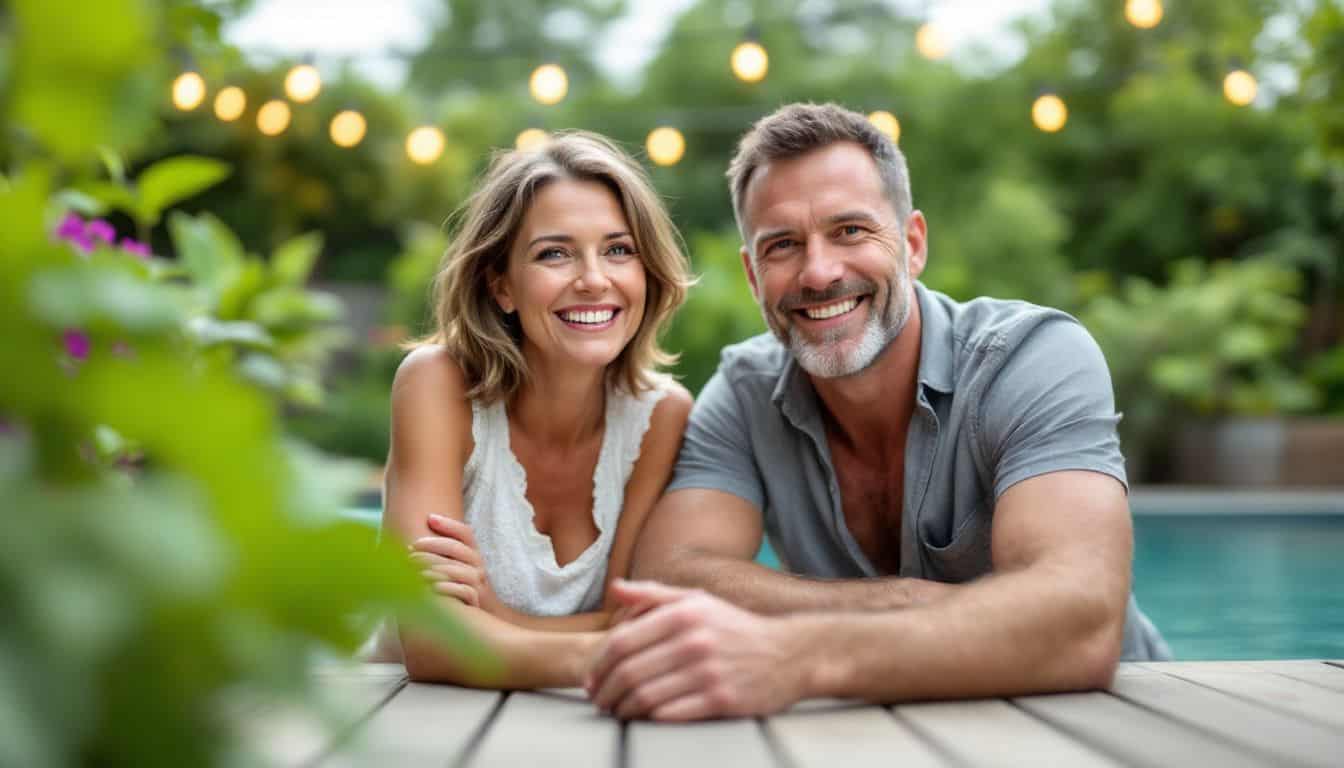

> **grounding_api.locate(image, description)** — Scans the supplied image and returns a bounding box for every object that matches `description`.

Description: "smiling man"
[585,102,1170,722]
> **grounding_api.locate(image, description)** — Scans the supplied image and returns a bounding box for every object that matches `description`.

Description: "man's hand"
[409,514,497,609]
[584,580,807,721]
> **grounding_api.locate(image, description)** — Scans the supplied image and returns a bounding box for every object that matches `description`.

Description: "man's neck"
[810,297,922,461]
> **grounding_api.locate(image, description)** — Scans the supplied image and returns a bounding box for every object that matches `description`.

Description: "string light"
[256,99,292,136]
[867,110,901,143]
[172,71,206,111]
[213,86,246,122]
[646,126,685,166]
[1125,0,1163,29]
[406,126,446,164]
[515,128,549,150]
[284,63,322,103]
[1031,93,1068,132]
[915,23,950,60]
[1223,68,1257,106]
[730,40,769,83]
[529,64,568,105]
[329,110,367,148]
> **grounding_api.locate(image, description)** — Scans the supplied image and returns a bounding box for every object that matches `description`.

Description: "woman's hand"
[410,514,497,609]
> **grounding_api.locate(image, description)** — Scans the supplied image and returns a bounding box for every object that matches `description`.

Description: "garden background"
[1,0,1341,766]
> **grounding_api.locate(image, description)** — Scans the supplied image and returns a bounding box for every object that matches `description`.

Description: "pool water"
[1132,515,1344,660]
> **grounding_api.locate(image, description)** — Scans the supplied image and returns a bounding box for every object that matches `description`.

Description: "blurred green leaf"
[137,156,232,227]
[168,211,246,303]
[272,233,324,287]
[187,317,275,349]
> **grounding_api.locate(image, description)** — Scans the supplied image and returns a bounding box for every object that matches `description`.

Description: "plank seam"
[884,706,974,768]
[1155,669,1343,731]
[305,675,408,768]
[757,717,801,768]
[450,690,510,768]
[1103,685,1305,766]
[615,719,629,768]
[1325,661,1344,672]
[1007,694,1182,768]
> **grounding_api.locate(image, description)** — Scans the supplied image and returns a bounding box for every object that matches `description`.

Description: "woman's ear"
[489,270,515,314]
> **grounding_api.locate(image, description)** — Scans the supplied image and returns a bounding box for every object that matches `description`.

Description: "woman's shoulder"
[393,344,470,401]
[629,374,692,439]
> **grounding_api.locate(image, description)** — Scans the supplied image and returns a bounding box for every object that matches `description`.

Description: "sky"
[225,0,1053,88]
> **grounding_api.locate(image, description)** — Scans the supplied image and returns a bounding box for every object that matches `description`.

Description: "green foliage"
[1080,259,1319,474]
[0,3,490,767]
[663,229,766,394]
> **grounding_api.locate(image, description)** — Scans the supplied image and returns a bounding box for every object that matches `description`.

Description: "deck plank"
[243,669,407,768]
[895,699,1120,767]
[766,700,950,768]
[629,718,777,768]
[466,688,618,768]
[1014,690,1270,768]
[320,683,502,766]
[1111,670,1344,768]
[1138,662,1344,729]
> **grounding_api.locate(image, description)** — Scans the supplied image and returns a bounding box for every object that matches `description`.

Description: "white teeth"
[803,298,858,320]
[561,309,614,324]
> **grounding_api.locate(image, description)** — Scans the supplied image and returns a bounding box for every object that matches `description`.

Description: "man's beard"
[764,262,913,379]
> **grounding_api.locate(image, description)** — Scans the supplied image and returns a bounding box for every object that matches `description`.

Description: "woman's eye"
[537,247,568,261]
[607,243,637,258]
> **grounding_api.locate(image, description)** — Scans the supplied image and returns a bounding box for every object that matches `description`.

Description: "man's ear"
[739,245,761,300]
[489,270,515,314]
[905,210,928,280]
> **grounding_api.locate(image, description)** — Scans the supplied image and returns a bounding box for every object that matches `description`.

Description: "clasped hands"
[409,514,804,720]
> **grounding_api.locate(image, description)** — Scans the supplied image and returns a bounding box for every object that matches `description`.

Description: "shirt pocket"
[917,501,992,582]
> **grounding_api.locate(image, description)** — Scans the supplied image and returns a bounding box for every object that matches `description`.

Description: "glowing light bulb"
[646,127,685,167]
[1031,93,1068,133]
[406,126,446,164]
[730,41,769,83]
[256,99,292,136]
[329,110,367,148]
[1223,69,1257,106]
[515,128,549,150]
[284,64,322,103]
[530,64,568,105]
[172,71,206,111]
[1125,0,1163,29]
[915,23,950,60]
[867,110,901,143]
[213,86,246,121]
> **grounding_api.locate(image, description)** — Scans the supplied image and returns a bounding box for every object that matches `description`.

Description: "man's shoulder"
[716,332,791,381]
[928,288,1089,363]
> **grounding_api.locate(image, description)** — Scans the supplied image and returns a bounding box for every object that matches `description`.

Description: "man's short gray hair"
[727,102,913,240]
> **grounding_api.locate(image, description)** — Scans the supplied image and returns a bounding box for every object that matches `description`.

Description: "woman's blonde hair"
[417,130,693,404]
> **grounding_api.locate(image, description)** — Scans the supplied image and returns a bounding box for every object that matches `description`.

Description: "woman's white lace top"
[462,382,668,616]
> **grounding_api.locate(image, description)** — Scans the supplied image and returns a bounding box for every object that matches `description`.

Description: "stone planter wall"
[1173,418,1344,487]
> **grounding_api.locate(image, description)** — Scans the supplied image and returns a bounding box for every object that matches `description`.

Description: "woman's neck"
[509,358,608,450]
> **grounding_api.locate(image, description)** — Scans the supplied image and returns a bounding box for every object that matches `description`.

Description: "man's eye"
[839,225,863,237]
[766,239,795,254]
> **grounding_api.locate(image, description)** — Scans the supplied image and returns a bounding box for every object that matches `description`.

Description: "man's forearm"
[785,561,1125,702]
[635,548,955,614]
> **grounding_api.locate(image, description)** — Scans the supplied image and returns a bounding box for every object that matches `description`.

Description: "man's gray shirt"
[668,282,1171,661]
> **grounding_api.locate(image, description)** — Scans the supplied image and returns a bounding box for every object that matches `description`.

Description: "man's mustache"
[777,279,879,313]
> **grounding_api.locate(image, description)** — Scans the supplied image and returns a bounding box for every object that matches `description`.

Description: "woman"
[382,131,694,688]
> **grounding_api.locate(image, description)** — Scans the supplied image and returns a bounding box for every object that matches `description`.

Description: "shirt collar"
[770,281,955,417]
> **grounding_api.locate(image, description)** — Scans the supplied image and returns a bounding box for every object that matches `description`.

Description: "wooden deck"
[256,661,1344,767]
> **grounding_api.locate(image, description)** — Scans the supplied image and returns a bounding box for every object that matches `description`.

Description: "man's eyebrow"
[822,210,882,226]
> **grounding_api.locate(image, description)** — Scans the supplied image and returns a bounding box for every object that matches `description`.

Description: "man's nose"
[798,237,844,291]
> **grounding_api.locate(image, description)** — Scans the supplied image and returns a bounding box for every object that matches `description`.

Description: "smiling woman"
[374,131,696,690]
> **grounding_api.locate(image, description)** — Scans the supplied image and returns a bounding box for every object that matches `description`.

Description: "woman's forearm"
[400,599,602,689]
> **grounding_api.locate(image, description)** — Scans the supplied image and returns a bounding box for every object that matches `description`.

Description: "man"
[584,102,1170,722]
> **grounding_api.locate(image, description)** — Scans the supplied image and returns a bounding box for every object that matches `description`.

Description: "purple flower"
[87,219,116,245]
[63,329,90,361]
[55,212,94,253]
[119,237,152,259]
